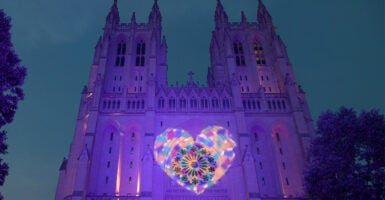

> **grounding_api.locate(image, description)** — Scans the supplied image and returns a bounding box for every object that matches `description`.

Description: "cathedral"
[55,0,315,199]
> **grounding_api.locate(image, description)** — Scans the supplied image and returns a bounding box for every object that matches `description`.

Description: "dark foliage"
[0,8,27,196]
[304,107,385,200]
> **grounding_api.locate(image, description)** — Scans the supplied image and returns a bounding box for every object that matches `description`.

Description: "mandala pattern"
[154,126,236,195]
[172,144,217,186]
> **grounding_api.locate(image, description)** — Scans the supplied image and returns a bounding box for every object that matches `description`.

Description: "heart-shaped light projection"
[154,126,236,194]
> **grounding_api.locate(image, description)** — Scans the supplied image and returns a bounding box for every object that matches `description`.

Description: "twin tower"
[55,0,315,199]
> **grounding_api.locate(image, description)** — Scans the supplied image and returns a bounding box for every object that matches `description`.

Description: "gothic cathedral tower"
[55,1,314,199]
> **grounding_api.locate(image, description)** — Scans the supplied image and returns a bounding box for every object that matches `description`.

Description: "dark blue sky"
[1,0,384,199]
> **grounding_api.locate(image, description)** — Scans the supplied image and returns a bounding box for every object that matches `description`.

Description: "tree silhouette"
[0,9,27,197]
[304,107,385,199]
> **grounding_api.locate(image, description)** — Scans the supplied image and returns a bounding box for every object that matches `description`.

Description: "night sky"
[1,0,384,199]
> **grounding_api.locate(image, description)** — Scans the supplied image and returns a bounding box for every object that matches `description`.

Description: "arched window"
[158,97,165,109]
[169,97,176,108]
[131,132,135,141]
[212,98,219,108]
[254,42,266,66]
[254,132,259,141]
[136,40,146,66]
[130,147,134,154]
[201,98,208,109]
[222,98,230,109]
[132,101,135,109]
[190,98,197,109]
[233,41,246,66]
[115,41,126,67]
[275,132,280,142]
[179,98,186,108]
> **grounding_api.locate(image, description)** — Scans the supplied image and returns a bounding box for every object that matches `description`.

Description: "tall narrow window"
[276,133,280,142]
[129,176,132,184]
[233,41,246,66]
[136,41,146,66]
[158,98,165,109]
[110,132,114,141]
[131,132,135,141]
[116,41,126,67]
[169,98,176,108]
[254,42,266,66]
[277,101,282,109]
[282,100,286,109]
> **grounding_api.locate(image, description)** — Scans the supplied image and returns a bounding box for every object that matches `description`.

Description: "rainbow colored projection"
[154,126,236,194]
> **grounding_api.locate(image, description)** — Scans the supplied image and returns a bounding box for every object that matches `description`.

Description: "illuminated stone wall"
[55,0,315,200]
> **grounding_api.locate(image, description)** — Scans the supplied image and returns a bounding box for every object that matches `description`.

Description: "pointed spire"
[105,0,120,28]
[215,0,229,28]
[149,0,162,26]
[131,12,136,24]
[257,0,272,26]
[241,11,247,24]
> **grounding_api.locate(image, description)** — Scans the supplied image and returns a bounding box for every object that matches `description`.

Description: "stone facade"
[55,0,314,199]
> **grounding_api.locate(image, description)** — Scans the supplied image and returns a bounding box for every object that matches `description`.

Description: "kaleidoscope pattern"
[171,144,217,186]
[154,126,236,194]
